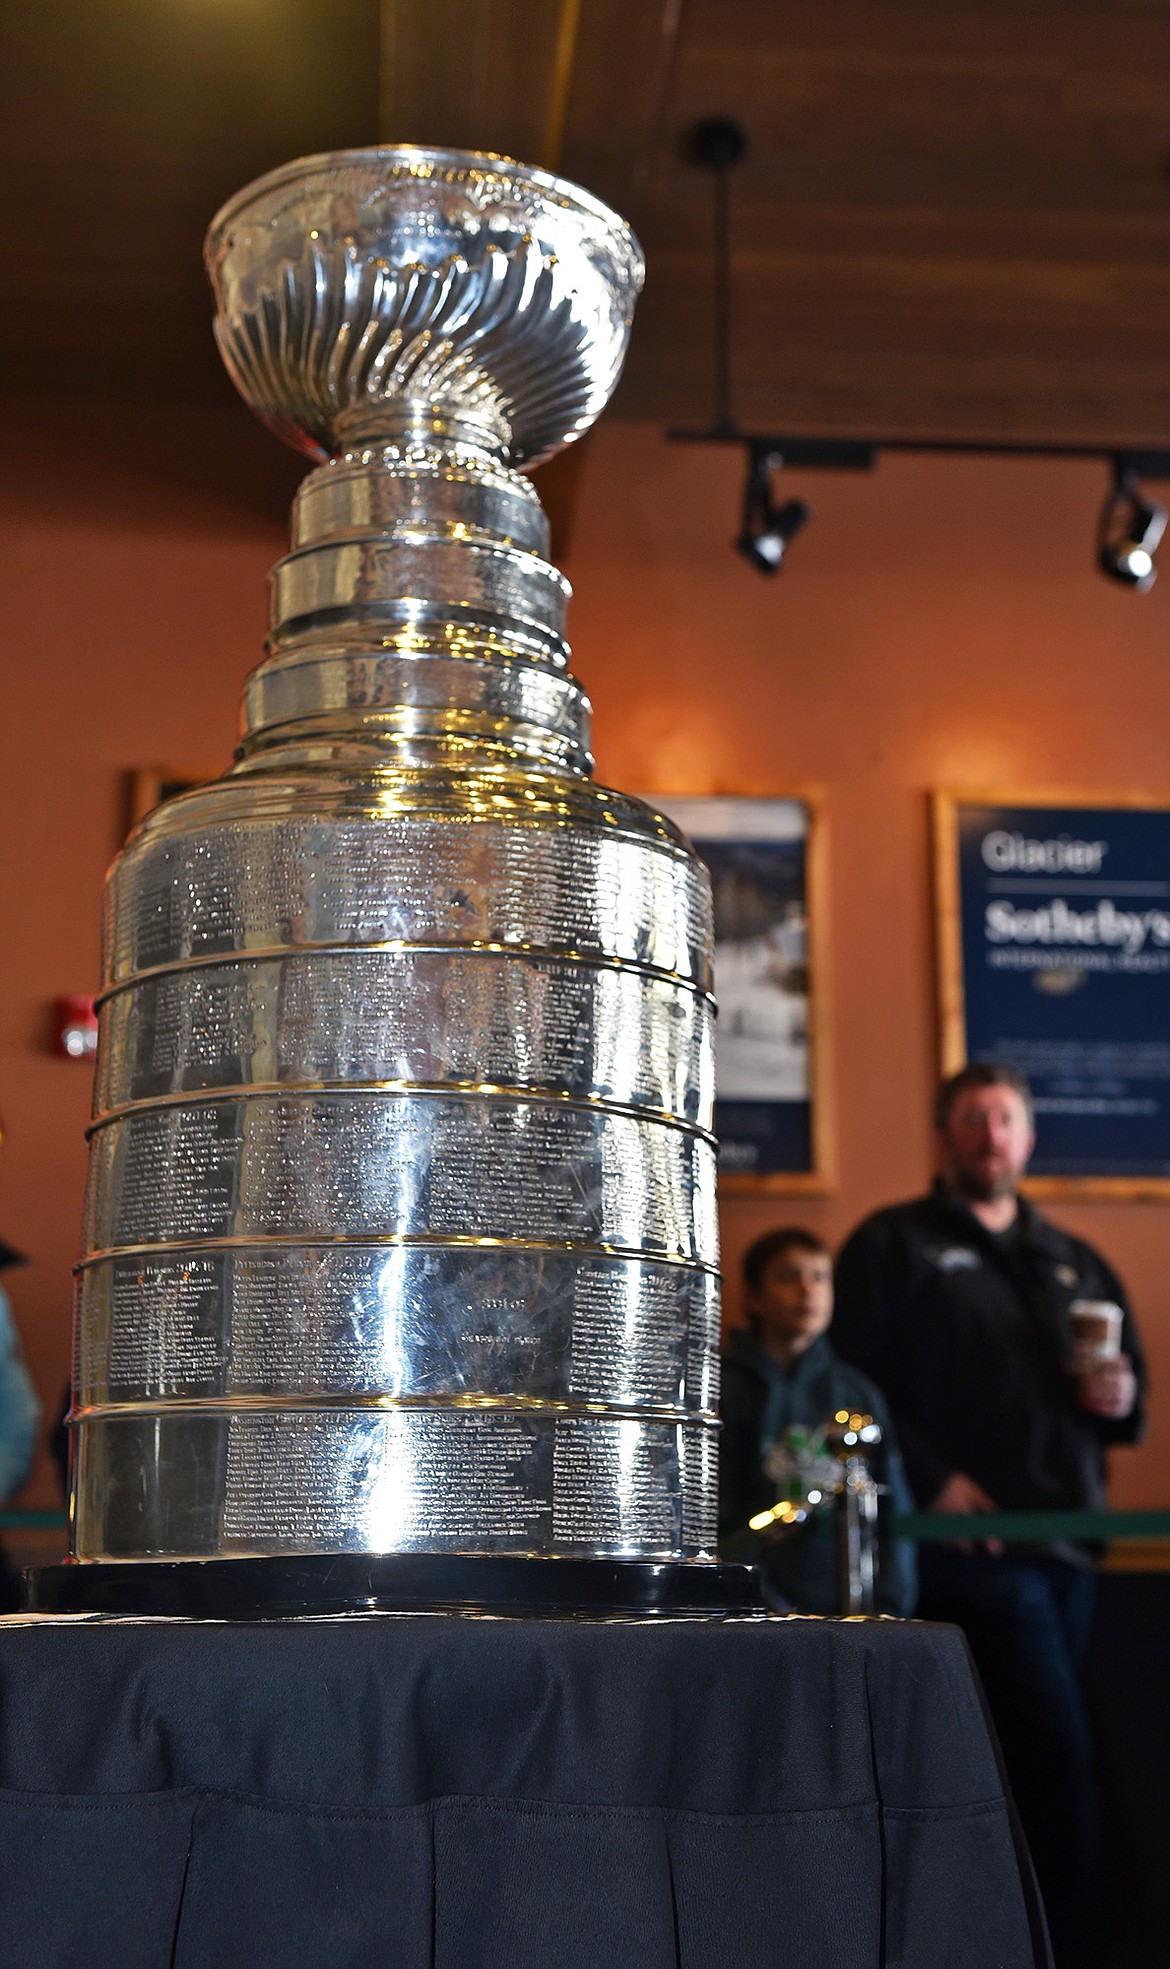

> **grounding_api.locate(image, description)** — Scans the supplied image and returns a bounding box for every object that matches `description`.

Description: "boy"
[718,1226,915,1615]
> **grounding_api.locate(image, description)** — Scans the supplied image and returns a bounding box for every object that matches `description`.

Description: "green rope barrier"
[893,1509,1170,1542]
[0,1510,68,1532]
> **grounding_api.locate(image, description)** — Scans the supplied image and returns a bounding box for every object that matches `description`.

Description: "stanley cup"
[63,148,724,1595]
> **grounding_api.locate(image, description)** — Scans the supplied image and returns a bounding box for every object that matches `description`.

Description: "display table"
[0,1611,1046,1969]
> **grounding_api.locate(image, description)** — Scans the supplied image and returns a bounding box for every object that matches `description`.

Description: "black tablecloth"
[0,1612,1046,1969]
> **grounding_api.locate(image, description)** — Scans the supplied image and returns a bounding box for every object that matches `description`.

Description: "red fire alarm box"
[53,995,98,1059]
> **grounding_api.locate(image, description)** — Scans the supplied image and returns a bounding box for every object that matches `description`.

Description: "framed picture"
[650,795,832,1193]
[126,766,218,831]
[933,791,1170,1196]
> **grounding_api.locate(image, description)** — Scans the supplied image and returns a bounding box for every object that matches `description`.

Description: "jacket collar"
[927,1178,1059,1254]
[726,1327,835,1385]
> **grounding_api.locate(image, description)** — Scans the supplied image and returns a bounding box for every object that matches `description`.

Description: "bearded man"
[833,1060,1146,1969]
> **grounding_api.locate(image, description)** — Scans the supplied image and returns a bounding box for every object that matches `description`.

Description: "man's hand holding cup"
[1068,1300,1136,1419]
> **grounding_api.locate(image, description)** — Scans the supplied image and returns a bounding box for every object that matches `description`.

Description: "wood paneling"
[5,0,1170,450]
[592,0,1170,440]
[0,0,381,404]
[379,0,573,165]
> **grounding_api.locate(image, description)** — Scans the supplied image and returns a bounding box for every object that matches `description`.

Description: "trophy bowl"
[205,146,646,466]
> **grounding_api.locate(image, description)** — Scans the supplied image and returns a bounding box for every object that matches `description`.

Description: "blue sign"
[953,801,1170,1177]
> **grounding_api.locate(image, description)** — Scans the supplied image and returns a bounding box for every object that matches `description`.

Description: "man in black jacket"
[833,1061,1146,1969]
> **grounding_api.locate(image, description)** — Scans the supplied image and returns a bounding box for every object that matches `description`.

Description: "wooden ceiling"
[5,0,1170,454]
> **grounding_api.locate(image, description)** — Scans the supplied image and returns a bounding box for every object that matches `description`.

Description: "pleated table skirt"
[0,1610,1046,1968]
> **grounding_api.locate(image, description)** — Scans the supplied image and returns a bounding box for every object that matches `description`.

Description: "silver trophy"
[29,148,754,1615]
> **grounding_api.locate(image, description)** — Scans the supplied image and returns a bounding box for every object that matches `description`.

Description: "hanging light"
[736,445,811,574]
[1098,459,1167,591]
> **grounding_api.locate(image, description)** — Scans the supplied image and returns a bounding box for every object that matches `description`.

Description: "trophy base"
[22,1554,764,1621]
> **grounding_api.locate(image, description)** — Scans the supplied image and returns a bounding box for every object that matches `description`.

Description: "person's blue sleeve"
[0,1285,40,1499]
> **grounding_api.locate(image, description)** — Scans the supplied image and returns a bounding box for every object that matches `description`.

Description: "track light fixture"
[671,416,1170,594]
[678,113,1170,591]
[1098,460,1167,592]
[736,445,811,574]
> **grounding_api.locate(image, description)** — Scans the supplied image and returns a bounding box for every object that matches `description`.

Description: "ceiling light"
[736,446,811,575]
[1097,460,1167,591]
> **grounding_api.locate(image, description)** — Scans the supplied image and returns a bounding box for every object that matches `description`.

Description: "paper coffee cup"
[1068,1299,1123,1374]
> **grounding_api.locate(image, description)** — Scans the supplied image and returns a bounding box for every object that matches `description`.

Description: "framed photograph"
[650,795,832,1193]
[933,791,1170,1196]
[127,766,218,831]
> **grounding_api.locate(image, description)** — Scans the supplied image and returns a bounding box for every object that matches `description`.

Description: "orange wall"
[2,406,1168,1509]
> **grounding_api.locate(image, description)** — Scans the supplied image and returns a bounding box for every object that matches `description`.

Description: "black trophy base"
[22,1553,764,1621]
